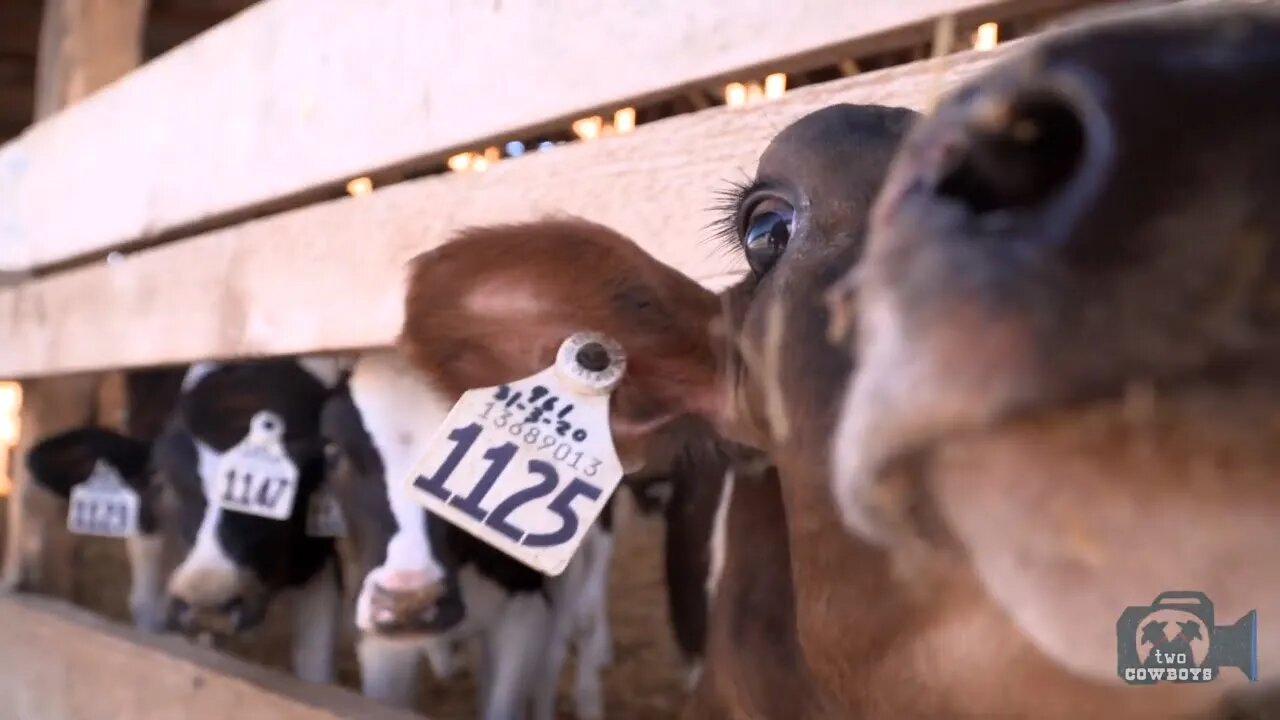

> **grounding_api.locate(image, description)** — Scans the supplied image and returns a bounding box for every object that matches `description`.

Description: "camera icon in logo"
[1117,591,1257,684]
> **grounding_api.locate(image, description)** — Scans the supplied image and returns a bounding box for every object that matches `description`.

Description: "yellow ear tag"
[406,333,625,576]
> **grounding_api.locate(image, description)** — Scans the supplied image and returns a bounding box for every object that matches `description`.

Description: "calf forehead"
[758,104,916,205]
[168,360,334,583]
[180,360,330,450]
[188,435,330,584]
[28,428,151,495]
[731,105,915,447]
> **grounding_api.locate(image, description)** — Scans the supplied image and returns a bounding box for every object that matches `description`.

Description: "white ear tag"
[406,333,626,576]
[306,485,347,538]
[67,460,141,537]
[215,411,299,520]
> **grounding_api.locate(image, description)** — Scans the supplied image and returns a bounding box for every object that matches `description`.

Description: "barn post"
[1,0,149,594]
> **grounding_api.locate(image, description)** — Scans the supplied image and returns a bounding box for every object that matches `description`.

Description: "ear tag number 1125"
[67,460,141,537]
[406,333,626,576]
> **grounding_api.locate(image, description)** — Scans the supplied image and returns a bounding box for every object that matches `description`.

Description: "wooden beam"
[3,0,145,594]
[0,46,1008,379]
[0,595,423,720]
[0,0,1019,273]
[33,0,147,121]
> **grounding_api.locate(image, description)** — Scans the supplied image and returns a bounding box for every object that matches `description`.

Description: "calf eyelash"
[706,177,760,255]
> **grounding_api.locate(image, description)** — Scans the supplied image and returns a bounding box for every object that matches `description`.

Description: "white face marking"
[706,469,735,601]
[181,361,221,392]
[297,355,348,389]
[832,293,903,540]
[166,438,242,607]
[349,351,453,632]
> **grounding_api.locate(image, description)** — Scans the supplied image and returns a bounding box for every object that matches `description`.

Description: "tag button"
[575,342,611,372]
[555,333,625,395]
[249,411,285,443]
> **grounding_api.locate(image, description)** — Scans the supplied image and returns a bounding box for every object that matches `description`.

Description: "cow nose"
[370,580,445,626]
[379,568,437,593]
[933,82,1096,216]
[368,571,462,634]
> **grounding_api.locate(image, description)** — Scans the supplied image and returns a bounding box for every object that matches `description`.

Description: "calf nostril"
[379,569,435,592]
[370,577,449,631]
[936,87,1087,215]
[223,597,250,632]
[164,597,193,632]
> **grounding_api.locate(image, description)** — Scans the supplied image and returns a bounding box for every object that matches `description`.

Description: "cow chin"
[833,359,1280,690]
[166,554,269,634]
[923,365,1280,687]
[164,582,270,635]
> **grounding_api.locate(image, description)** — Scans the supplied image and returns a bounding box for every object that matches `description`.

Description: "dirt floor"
[0,494,687,719]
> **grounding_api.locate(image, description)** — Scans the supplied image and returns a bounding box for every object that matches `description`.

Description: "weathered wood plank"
[4,0,145,593]
[0,0,1032,273]
[33,0,148,121]
[0,595,423,720]
[0,46,1010,379]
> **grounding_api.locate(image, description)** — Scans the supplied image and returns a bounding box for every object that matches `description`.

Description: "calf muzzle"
[367,578,464,635]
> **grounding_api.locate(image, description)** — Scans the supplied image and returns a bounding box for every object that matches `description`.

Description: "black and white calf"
[154,357,345,684]
[19,367,187,631]
[322,350,613,719]
[24,427,167,629]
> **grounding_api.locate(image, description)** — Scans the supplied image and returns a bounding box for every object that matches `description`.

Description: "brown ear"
[400,217,727,468]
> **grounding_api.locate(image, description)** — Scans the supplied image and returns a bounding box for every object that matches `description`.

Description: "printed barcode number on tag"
[407,334,626,576]
[215,411,299,521]
[67,461,140,537]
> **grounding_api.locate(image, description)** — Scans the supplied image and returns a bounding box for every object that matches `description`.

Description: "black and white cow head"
[321,350,467,636]
[26,428,155,527]
[321,350,551,637]
[23,366,189,540]
[156,358,341,633]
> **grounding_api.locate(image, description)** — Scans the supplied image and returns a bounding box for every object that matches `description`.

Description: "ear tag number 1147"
[215,411,299,521]
[406,333,626,576]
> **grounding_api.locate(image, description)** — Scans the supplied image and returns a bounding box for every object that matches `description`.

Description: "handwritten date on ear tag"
[406,333,626,576]
[67,460,141,538]
[215,411,299,521]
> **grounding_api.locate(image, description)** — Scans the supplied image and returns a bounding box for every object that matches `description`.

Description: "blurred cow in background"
[155,357,346,684]
[13,367,185,630]
[322,349,613,719]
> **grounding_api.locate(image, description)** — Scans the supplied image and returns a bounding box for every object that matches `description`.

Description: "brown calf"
[397,4,1279,718]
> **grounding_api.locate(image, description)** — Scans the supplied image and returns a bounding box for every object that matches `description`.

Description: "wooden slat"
[0,46,1010,379]
[0,0,1022,273]
[0,595,423,720]
[33,0,148,122]
[3,0,147,594]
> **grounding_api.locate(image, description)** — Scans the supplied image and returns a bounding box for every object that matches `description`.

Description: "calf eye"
[743,203,794,276]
